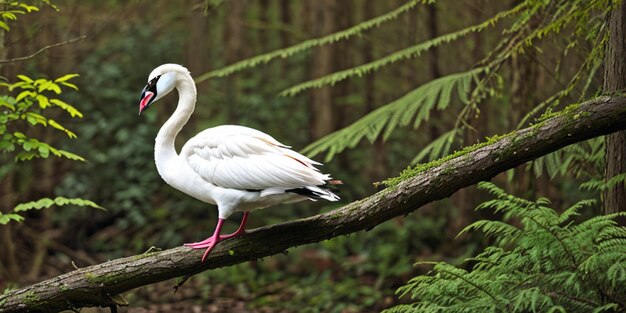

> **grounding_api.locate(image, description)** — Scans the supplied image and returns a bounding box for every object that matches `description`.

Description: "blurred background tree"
[0,0,624,312]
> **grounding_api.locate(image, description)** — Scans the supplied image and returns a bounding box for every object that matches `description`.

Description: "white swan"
[139,64,339,262]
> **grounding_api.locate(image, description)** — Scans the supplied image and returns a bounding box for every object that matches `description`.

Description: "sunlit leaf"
[16,75,33,83]
[48,119,77,138]
[0,213,24,225]
[54,74,79,83]
[49,99,83,118]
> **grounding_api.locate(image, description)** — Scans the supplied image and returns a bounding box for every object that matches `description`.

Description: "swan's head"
[139,64,190,115]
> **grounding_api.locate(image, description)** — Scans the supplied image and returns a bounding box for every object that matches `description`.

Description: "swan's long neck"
[154,74,196,176]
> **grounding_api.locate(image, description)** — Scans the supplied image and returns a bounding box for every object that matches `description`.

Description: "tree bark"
[309,0,337,140]
[223,0,246,123]
[1,96,626,312]
[363,1,388,182]
[603,2,626,214]
[426,3,440,79]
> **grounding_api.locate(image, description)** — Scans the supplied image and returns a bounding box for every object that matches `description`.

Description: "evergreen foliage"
[302,68,484,161]
[302,0,610,163]
[528,138,605,180]
[194,0,428,83]
[279,4,523,97]
[192,0,613,170]
[385,182,626,313]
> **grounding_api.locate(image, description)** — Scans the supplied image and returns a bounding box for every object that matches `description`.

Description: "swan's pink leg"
[220,212,249,239]
[184,212,250,262]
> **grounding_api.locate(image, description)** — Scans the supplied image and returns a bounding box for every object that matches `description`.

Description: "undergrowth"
[385,182,626,313]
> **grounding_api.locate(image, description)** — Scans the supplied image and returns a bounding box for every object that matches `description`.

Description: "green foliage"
[280,4,524,97]
[528,137,605,180]
[0,1,41,32]
[194,0,428,82]
[410,130,456,165]
[0,197,103,225]
[305,0,610,164]
[0,72,101,225]
[385,182,626,313]
[382,132,510,187]
[581,173,626,193]
[0,1,59,32]
[302,68,484,161]
[0,74,84,161]
[13,196,103,212]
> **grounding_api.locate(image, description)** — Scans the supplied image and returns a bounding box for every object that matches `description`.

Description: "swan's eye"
[149,75,162,86]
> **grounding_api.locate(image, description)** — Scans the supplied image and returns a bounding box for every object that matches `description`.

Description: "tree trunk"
[308,0,337,140]
[427,3,440,79]
[603,2,626,214]
[1,96,625,313]
[0,22,20,285]
[279,0,291,47]
[363,1,388,182]
[223,0,246,123]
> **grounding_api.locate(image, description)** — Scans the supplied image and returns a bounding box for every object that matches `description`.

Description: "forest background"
[0,0,625,312]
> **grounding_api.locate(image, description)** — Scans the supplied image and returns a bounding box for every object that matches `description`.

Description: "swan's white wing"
[181,125,330,191]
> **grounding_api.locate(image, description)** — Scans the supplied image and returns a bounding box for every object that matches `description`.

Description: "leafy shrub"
[0,74,101,224]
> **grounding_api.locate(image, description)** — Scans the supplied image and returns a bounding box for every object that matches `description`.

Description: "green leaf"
[24,112,47,126]
[54,74,79,83]
[38,95,52,109]
[60,82,78,90]
[48,119,77,138]
[0,141,16,152]
[15,90,36,102]
[0,213,24,225]
[0,98,16,111]
[38,144,49,158]
[49,99,83,118]
[56,149,85,161]
[14,197,104,212]
[18,3,40,13]
[15,151,37,161]
[0,21,10,32]
[22,140,34,151]
[16,75,33,83]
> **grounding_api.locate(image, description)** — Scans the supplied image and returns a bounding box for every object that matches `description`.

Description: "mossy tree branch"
[1,96,626,313]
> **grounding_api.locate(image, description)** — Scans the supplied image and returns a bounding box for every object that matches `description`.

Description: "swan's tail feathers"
[287,185,340,202]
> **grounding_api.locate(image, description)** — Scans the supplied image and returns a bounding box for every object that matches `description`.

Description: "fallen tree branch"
[1,96,626,312]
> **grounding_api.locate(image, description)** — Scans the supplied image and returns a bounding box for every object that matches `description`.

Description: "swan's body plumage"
[139,64,339,261]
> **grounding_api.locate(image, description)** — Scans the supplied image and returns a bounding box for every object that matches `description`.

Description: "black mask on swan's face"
[139,75,161,115]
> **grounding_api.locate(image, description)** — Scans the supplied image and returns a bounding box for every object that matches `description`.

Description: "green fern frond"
[410,129,456,164]
[303,68,485,161]
[458,220,521,239]
[388,183,626,313]
[557,199,595,224]
[13,196,104,212]
[580,173,626,192]
[194,0,427,83]
[281,4,526,97]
